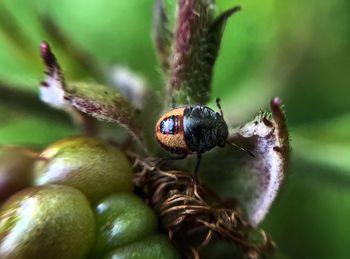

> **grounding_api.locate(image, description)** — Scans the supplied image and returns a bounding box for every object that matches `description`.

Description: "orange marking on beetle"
[155,107,191,153]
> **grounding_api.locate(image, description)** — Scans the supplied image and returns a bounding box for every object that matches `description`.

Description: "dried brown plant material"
[131,154,275,259]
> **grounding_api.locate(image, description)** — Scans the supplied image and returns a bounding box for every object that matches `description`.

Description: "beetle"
[155,98,253,178]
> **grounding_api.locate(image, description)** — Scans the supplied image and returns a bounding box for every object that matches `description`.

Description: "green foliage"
[157,0,241,104]
[0,0,349,258]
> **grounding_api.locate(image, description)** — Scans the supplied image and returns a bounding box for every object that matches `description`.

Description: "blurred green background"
[0,0,349,258]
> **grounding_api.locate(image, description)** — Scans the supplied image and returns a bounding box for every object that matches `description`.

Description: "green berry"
[0,185,95,259]
[34,137,133,203]
[92,193,158,256]
[104,234,180,259]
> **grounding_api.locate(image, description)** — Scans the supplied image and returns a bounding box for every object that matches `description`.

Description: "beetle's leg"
[193,153,202,180]
[216,97,224,117]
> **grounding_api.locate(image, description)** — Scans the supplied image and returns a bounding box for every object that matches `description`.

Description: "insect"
[155,98,253,178]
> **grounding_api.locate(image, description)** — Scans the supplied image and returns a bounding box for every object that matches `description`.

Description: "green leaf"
[39,42,142,143]
[168,0,241,104]
[202,98,289,226]
[63,82,137,130]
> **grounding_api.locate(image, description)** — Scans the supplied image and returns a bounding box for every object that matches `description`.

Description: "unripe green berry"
[104,234,180,259]
[34,137,133,203]
[92,193,158,256]
[0,185,95,259]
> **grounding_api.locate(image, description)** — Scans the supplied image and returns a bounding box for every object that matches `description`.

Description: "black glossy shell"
[183,106,228,154]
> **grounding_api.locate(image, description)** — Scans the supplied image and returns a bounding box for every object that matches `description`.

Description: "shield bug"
[155,98,253,178]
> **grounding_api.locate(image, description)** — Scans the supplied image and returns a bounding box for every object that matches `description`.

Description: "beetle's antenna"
[216,97,224,117]
[225,141,256,158]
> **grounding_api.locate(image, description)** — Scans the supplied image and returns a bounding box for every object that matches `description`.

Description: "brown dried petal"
[39,42,141,142]
[228,98,290,226]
